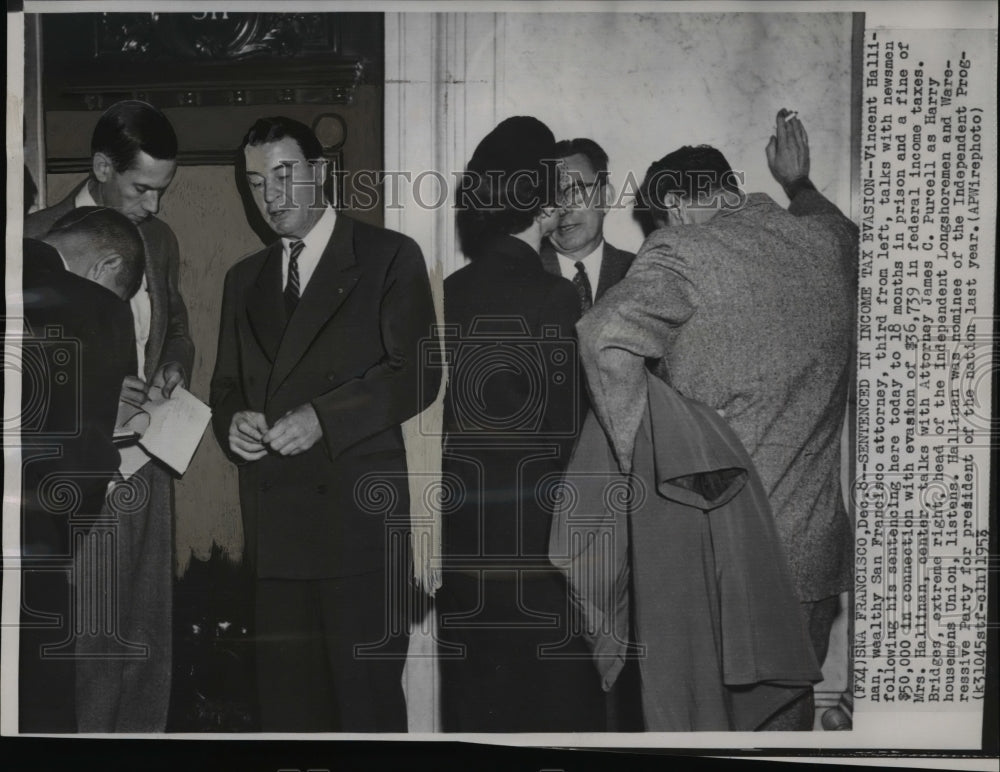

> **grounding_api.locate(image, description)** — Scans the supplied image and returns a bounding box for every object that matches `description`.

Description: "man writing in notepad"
[25,100,194,732]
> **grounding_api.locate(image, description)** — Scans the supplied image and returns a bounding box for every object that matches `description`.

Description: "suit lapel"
[596,242,631,300]
[267,214,362,398]
[541,240,632,299]
[246,242,286,365]
[138,222,167,380]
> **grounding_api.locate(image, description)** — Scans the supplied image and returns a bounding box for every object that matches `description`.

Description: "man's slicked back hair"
[552,137,610,182]
[241,116,324,161]
[91,100,178,173]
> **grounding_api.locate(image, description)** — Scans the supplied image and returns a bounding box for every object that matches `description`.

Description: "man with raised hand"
[578,110,857,730]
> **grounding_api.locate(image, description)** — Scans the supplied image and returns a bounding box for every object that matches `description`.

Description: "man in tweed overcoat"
[578,110,858,730]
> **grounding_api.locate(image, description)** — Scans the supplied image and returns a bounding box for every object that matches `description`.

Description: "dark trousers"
[18,493,97,734]
[19,568,75,733]
[437,570,607,732]
[255,570,409,732]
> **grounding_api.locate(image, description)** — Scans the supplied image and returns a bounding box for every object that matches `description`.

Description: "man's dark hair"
[50,207,146,298]
[634,145,743,233]
[91,101,178,173]
[552,137,610,183]
[241,116,325,161]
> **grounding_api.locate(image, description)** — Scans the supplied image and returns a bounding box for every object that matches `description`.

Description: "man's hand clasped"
[229,404,322,461]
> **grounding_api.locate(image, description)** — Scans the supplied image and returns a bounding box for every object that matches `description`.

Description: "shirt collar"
[283,205,337,254]
[556,238,604,271]
[66,185,95,270]
[75,182,98,208]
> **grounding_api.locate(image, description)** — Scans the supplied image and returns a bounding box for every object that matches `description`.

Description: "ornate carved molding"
[42,12,382,111]
[95,12,341,61]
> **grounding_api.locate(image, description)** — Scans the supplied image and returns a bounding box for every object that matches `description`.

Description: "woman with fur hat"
[437,117,607,732]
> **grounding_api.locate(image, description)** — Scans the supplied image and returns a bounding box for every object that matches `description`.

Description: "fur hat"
[467,115,556,179]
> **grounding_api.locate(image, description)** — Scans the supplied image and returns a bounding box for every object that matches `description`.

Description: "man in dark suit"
[20,207,145,732]
[540,137,640,730]
[540,138,635,313]
[24,100,193,732]
[210,117,439,731]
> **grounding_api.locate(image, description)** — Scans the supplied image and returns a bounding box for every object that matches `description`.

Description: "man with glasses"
[540,138,641,731]
[540,139,635,315]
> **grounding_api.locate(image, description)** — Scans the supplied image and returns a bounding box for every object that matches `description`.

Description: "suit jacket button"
[327,372,337,381]
[317,484,327,494]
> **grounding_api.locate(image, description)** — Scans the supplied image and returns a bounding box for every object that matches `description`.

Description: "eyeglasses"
[558,180,603,207]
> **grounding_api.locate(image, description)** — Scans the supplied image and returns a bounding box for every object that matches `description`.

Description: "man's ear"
[91,253,124,283]
[663,193,689,226]
[92,152,115,184]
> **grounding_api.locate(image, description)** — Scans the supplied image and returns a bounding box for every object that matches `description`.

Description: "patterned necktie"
[284,239,304,317]
[573,261,593,313]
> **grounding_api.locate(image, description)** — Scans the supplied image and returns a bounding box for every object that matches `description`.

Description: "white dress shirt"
[282,205,337,296]
[555,239,604,295]
[76,184,151,377]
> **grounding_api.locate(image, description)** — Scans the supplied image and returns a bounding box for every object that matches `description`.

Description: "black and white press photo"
[2,2,995,766]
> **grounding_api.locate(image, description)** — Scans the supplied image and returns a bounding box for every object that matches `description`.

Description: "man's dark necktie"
[284,239,304,318]
[573,261,593,313]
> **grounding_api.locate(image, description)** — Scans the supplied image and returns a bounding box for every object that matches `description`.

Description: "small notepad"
[136,385,212,476]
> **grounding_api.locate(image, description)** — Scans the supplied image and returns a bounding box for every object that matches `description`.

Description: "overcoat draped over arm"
[550,372,822,731]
